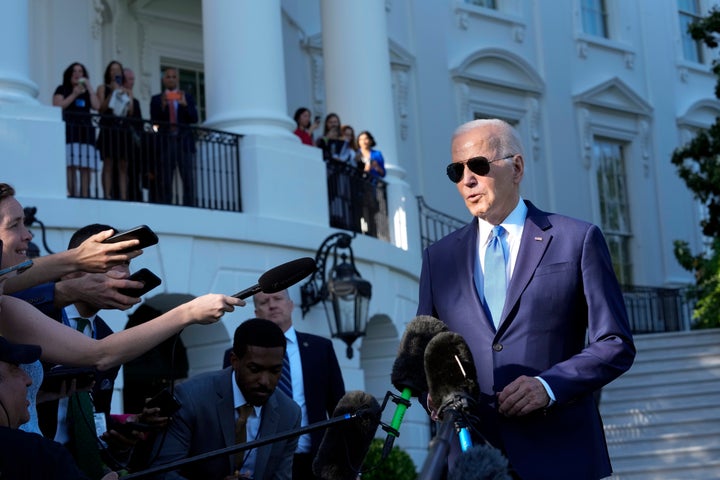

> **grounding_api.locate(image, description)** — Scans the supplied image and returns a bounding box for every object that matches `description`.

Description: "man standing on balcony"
[417,118,636,480]
[150,67,198,207]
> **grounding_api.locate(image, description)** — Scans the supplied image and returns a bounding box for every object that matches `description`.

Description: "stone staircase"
[600,329,720,479]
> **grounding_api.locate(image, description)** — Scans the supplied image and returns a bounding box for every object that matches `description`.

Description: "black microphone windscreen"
[425,331,479,412]
[257,257,317,293]
[448,444,512,480]
[391,316,448,395]
[312,391,381,480]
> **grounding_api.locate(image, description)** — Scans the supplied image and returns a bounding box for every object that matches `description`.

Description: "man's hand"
[497,375,549,417]
[71,229,142,272]
[54,270,143,310]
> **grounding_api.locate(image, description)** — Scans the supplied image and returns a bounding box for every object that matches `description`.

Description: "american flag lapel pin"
[534,236,542,241]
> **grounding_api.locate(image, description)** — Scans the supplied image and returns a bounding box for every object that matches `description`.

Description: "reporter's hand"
[56,270,142,311]
[138,403,171,428]
[72,229,142,272]
[181,294,245,325]
[497,375,549,417]
[102,428,141,449]
[37,378,94,403]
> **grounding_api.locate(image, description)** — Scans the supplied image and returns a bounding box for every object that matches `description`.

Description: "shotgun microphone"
[382,316,448,458]
[232,257,317,299]
[312,391,381,480]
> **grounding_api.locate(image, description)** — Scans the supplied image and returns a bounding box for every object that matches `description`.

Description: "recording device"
[312,391,381,480]
[145,388,182,417]
[117,268,162,297]
[0,259,33,276]
[382,316,448,459]
[425,331,479,452]
[314,115,321,123]
[40,365,95,393]
[103,225,159,253]
[231,257,317,299]
[109,419,158,437]
[115,75,122,85]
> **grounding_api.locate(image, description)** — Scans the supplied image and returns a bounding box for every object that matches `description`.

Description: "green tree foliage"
[672,7,720,328]
[361,438,417,480]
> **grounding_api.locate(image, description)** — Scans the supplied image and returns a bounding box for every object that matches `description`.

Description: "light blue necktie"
[484,226,507,328]
[278,351,293,399]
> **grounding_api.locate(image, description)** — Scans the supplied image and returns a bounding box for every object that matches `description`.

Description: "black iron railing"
[417,195,468,250]
[62,112,242,211]
[325,159,389,241]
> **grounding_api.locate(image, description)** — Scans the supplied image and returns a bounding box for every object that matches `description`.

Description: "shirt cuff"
[535,376,556,407]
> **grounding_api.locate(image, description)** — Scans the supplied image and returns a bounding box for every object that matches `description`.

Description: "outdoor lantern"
[300,232,372,359]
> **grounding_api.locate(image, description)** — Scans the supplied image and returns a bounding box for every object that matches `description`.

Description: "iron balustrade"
[62,112,242,211]
[417,195,468,250]
[325,159,389,241]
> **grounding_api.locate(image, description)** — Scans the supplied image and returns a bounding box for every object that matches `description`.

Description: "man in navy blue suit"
[149,67,198,206]
[223,289,345,479]
[417,119,635,479]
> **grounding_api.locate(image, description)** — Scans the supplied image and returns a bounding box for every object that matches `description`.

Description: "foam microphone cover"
[425,331,479,410]
[448,444,512,480]
[391,315,448,395]
[257,257,316,293]
[312,390,381,480]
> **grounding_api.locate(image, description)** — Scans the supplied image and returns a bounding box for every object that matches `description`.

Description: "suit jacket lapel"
[254,393,280,479]
[500,202,552,332]
[217,368,236,452]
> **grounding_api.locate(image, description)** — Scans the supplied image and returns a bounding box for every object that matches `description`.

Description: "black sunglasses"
[446,154,515,183]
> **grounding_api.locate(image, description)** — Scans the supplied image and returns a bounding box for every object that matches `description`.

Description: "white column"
[0,0,38,104]
[320,0,419,252]
[320,0,398,168]
[201,0,294,138]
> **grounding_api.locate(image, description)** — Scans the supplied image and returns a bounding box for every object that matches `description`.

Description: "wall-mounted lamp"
[300,232,371,359]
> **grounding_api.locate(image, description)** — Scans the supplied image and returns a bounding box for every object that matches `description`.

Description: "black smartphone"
[109,419,157,437]
[0,259,33,276]
[103,225,159,253]
[117,268,162,297]
[145,388,181,416]
[41,366,95,393]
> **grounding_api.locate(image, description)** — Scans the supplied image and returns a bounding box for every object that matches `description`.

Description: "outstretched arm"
[0,294,245,371]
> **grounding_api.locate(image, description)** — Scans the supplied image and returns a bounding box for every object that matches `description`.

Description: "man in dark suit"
[149,67,198,206]
[222,289,345,479]
[417,119,636,479]
[152,318,301,479]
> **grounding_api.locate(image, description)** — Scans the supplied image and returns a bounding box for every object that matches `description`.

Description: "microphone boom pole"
[123,411,368,479]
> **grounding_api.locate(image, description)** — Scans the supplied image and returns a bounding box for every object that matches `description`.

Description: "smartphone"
[115,75,122,85]
[0,259,33,277]
[145,388,182,416]
[103,225,159,253]
[41,366,95,393]
[117,268,162,297]
[314,115,321,123]
[109,419,157,437]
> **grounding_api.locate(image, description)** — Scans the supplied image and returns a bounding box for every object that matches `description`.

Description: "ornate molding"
[392,68,410,140]
[578,108,592,169]
[624,52,635,70]
[457,11,469,30]
[310,51,325,118]
[577,40,588,59]
[91,0,107,39]
[640,119,650,178]
[513,25,525,44]
[529,98,541,162]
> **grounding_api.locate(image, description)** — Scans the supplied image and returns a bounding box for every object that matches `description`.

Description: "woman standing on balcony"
[96,60,134,201]
[356,130,386,237]
[53,62,100,199]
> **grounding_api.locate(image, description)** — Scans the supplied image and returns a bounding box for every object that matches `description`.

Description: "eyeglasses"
[446,155,515,183]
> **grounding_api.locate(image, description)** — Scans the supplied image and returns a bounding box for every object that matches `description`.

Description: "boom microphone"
[312,391,381,480]
[425,331,479,452]
[232,257,317,299]
[383,316,448,458]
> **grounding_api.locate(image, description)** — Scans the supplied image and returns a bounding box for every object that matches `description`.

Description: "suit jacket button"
[492,343,503,352]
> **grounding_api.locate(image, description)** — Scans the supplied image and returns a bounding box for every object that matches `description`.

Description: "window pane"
[581,0,608,38]
[594,139,633,282]
[677,0,704,63]
[465,0,497,8]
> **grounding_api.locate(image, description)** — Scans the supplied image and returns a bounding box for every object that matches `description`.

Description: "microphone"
[425,331,479,452]
[447,444,512,480]
[383,316,448,457]
[232,257,317,299]
[312,391,381,480]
